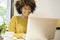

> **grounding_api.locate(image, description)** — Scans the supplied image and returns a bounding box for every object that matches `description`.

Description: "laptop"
[26,17,57,40]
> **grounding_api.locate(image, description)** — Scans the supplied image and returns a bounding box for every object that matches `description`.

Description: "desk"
[0,32,25,40]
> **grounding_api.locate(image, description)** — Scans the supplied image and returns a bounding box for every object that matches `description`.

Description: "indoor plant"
[0,6,6,40]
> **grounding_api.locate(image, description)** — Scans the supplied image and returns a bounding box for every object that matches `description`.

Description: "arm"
[8,16,26,39]
[8,16,16,33]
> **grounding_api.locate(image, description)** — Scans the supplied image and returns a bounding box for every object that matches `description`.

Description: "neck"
[21,14,28,20]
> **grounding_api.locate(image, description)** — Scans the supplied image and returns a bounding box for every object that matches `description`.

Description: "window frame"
[6,0,12,25]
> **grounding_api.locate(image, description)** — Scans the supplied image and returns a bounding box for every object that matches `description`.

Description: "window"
[0,0,11,25]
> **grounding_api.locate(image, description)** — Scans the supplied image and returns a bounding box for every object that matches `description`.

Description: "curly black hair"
[15,0,36,14]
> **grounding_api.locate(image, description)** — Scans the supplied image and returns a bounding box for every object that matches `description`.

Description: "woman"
[8,0,36,39]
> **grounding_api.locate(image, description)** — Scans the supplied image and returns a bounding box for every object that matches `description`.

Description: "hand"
[14,33,26,39]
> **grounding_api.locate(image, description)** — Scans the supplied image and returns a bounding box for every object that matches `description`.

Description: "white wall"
[32,0,60,27]
[14,0,20,16]
[30,0,60,18]
[6,0,11,25]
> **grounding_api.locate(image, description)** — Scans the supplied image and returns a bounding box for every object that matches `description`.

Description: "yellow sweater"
[57,19,60,27]
[8,16,27,38]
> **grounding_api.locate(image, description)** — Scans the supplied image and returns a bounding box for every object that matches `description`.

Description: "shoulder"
[11,16,21,20]
[12,16,20,18]
[12,16,17,18]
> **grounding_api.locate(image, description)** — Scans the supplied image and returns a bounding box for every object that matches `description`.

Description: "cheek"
[26,10,31,15]
[22,10,25,13]
[29,10,31,13]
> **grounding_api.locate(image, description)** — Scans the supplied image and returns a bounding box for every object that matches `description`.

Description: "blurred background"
[0,0,60,32]
[0,0,60,40]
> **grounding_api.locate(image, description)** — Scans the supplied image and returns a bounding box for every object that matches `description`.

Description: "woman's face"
[21,5,31,17]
